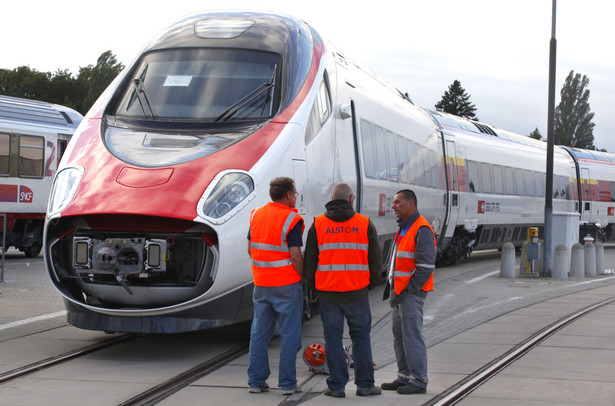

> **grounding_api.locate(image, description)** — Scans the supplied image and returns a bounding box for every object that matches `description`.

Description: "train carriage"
[0,95,82,257]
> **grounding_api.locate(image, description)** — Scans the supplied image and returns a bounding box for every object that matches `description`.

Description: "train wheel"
[23,243,42,258]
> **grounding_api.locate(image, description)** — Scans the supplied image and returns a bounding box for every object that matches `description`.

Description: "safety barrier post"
[0,213,6,283]
[595,241,604,275]
[552,244,568,280]
[570,243,585,278]
[500,242,516,278]
[583,235,596,276]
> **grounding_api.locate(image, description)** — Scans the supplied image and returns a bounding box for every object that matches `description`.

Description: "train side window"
[534,171,544,197]
[610,182,615,202]
[480,162,492,193]
[57,138,68,165]
[397,136,409,183]
[514,168,525,195]
[304,75,332,144]
[386,131,399,182]
[524,170,535,196]
[373,125,388,180]
[504,167,515,194]
[360,120,376,178]
[493,165,504,194]
[466,160,479,192]
[0,133,9,176]
[18,134,45,178]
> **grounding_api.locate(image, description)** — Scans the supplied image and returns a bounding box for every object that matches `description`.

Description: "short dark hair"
[269,177,295,201]
[396,189,417,206]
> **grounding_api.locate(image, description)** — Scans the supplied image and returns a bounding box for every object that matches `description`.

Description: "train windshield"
[114,48,281,122]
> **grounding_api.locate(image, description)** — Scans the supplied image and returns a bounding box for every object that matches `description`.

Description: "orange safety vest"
[314,213,371,292]
[394,215,436,295]
[249,202,303,287]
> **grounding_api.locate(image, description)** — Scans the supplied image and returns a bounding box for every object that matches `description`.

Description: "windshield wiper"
[131,78,158,119]
[215,70,276,122]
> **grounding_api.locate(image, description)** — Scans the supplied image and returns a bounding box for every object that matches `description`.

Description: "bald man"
[304,182,382,398]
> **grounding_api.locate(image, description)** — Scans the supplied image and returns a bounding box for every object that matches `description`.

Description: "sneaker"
[380,380,405,391]
[397,383,427,395]
[324,388,346,398]
[356,386,382,396]
[282,385,302,395]
[249,383,270,393]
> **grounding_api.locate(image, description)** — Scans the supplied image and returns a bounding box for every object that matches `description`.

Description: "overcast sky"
[3,0,613,151]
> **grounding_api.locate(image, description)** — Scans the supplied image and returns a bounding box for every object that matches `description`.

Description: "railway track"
[0,333,134,385]
[426,295,615,405]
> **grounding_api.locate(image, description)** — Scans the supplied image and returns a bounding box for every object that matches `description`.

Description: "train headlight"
[48,166,84,215]
[200,172,255,223]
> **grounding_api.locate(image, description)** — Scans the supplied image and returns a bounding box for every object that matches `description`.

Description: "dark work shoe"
[397,383,427,394]
[282,385,302,395]
[380,380,405,391]
[356,386,382,396]
[249,382,270,393]
[324,388,346,398]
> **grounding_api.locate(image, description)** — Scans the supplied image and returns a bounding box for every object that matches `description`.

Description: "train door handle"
[452,193,459,207]
[585,202,590,211]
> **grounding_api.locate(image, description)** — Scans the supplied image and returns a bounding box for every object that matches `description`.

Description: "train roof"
[563,146,615,163]
[0,95,83,130]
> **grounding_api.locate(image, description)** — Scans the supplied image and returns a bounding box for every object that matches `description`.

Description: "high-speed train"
[1,95,82,257]
[44,11,615,333]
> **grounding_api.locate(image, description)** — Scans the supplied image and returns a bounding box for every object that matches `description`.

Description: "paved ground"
[2,247,615,405]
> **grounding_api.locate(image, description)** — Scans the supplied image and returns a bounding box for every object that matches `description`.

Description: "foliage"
[435,80,478,120]
[554,70,595,149]
[529,127,543,140]
[0,50,124,115]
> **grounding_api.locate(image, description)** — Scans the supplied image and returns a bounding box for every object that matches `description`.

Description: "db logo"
[478,200,486,214]
[609,207,614,216]
[19,185,33,203]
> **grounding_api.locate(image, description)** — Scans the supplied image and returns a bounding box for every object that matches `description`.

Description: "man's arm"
[290,246,303,278]
[367,221,383,287]
[407,226,436,293]
[302,223,319,288]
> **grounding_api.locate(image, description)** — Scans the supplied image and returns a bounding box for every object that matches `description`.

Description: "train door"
[292,159,307,215]
[444,140,460,238]
[580,167,592,222]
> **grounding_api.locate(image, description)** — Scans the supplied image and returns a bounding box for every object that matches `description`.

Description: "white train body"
[43,11,614,333]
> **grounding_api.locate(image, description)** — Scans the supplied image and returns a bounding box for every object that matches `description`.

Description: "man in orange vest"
[380,189,436,395]
[247,177,304,396]
[304,182,382,398]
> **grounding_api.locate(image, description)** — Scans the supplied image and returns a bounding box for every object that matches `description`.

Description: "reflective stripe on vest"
[249,202,303,287]
[393,215,436,295]
[314,213,371,292]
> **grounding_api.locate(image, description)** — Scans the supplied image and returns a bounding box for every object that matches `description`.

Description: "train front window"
[114,49,281,122]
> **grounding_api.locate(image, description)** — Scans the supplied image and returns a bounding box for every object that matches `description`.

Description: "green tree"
[554,70,595,149]
[529,127,542,140]
[0,51,124,115]
[77,50,124,113]
[435,80,478,120]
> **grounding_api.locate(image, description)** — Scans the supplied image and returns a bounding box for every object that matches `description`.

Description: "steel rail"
[426,296,615,406]
[0,334,133,384]
[118,342,250,406]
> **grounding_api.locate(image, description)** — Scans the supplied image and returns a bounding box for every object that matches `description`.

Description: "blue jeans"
[319,298,374,391]
[391,292,428,388]
[247,282,303,390]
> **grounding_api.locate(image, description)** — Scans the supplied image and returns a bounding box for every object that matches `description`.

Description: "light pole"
[543,0,557,277]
